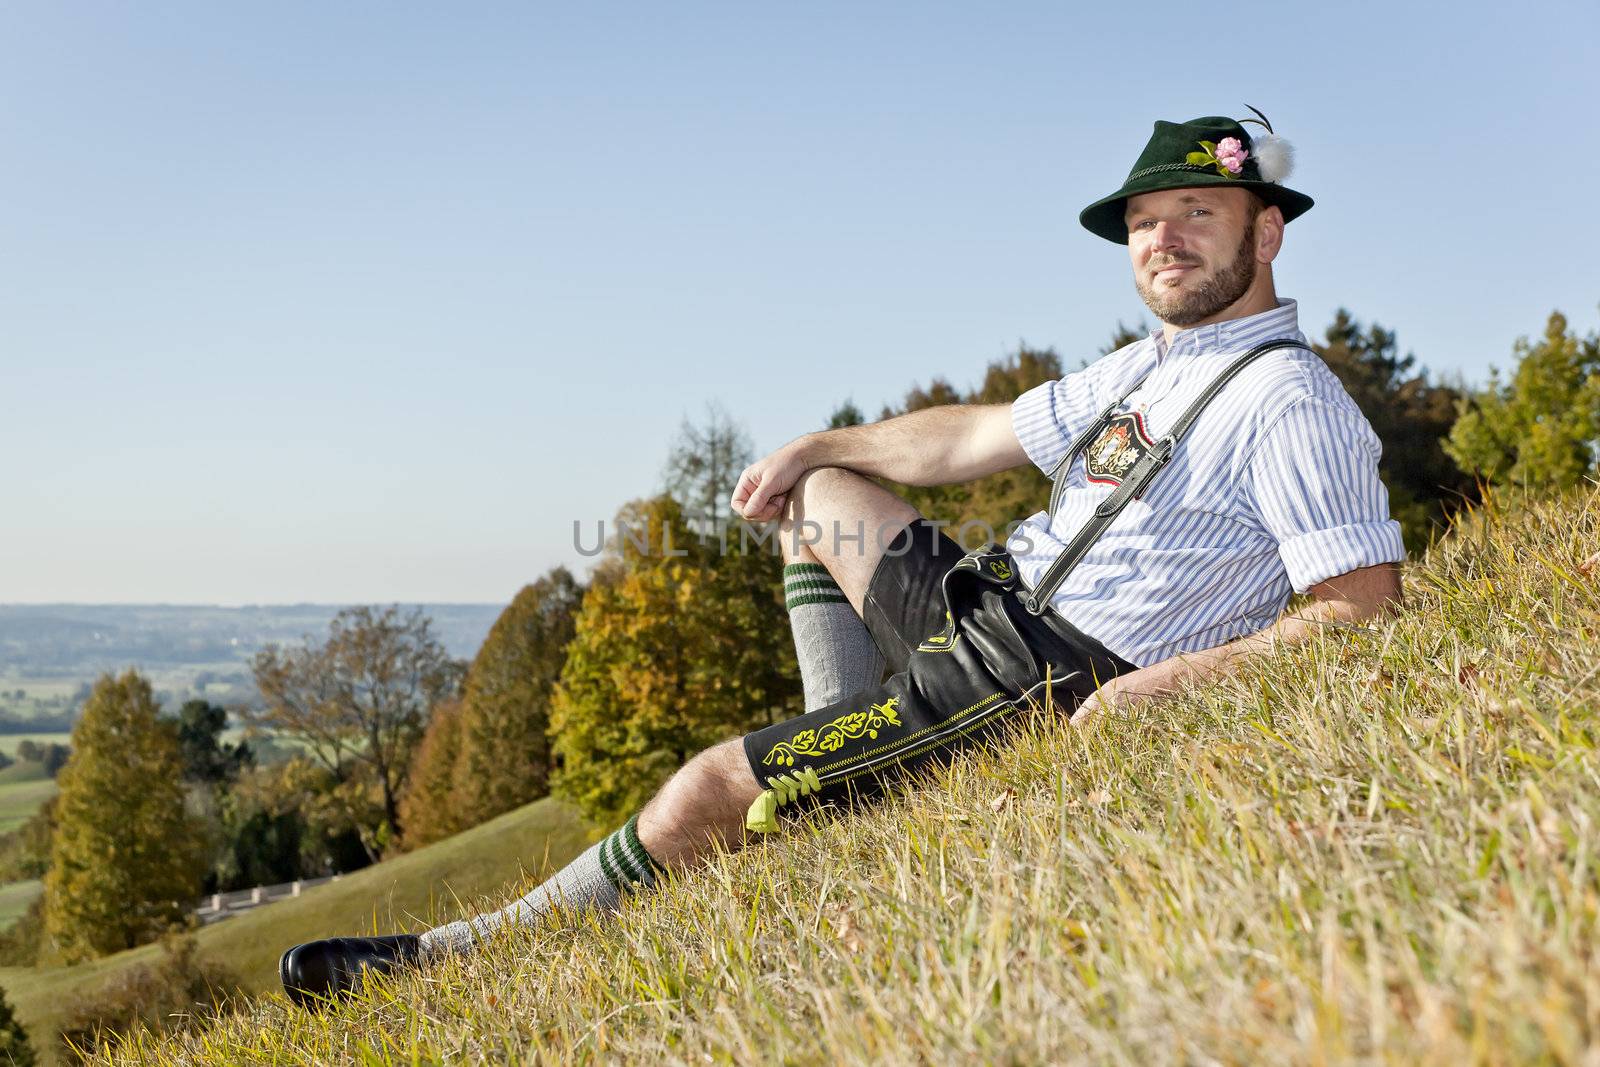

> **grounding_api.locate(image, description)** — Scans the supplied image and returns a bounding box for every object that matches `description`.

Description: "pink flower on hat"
[1214,136,1248,175]
[1186,138,1249,179]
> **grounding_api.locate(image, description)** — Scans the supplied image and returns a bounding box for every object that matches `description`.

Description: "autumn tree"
[552,494,802,825]
[1445,309,1600,490]
[450,568,584,830]
[247,606,463,857]
[44,671,206,962]
[1312,309,1478,547]
[397,698,468,850]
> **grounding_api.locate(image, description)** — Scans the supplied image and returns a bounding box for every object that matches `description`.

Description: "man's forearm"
[791,403,1023,487]
[1085,564,1403,714]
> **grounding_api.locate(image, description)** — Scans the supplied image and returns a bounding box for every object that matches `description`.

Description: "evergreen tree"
[551,496,801,824]
[44,671,205,962]
[171,699,252,785]
[451,569,584,830]
[1445,309,1600,490]
[0,984,36,1067]
[1312,309,1477,548]
[873,344,1063,543]
[1102,320,1149,355]
[827,400,865,428]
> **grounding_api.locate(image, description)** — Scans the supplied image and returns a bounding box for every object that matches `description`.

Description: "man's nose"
[1151,220,1182,251]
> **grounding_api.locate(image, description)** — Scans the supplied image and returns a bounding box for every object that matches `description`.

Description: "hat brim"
[1079,173,1315,245]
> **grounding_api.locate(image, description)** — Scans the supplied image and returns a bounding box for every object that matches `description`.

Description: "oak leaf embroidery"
[763,697,904,767]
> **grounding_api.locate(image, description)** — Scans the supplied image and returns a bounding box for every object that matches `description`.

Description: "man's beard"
[1134,226,1257,327]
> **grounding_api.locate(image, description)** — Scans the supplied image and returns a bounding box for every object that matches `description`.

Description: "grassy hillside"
[18,489,1574,1062]
[1,795,589,1059]
[89,487,1600,1062]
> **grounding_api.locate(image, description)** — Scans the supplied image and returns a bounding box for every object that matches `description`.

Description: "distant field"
[0,733,72,759]
[0,759,51,786]
[0,879,41,929]
[0,776,58,833]
[0,794,590,1060]
[0,665,257,723]
[0,678,80,700]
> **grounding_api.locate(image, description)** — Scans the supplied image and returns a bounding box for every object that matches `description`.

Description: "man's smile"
[1154,263,1199,282]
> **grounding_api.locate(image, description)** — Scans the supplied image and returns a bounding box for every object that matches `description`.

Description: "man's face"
[1124,187,1266,328]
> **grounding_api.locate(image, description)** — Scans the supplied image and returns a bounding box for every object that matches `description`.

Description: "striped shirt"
[1007,299,1405,668]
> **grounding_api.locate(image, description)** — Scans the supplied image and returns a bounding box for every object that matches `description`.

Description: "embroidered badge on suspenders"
[1083,410,1156,487]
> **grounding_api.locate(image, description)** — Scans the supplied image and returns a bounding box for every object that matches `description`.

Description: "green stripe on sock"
[784,563,846,611]
[603,830,640,886]
[785,583,846,602]
[784,580,841,598]
[786,591,851,610]
[595,834,625,888]
[611,833,647,886]
[784,572,840,591]
[619,815,660,885]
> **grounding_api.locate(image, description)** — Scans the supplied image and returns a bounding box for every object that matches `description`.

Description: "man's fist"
[730,444,809,522]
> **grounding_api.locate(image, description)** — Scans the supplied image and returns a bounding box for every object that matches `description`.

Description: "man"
[280,111,1404,1006]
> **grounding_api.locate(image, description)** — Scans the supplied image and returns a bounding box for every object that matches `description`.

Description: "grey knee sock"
[784,563,885,711]
[419,813,663,958]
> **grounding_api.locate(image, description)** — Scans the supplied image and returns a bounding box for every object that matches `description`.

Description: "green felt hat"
[1079,109,1315,244]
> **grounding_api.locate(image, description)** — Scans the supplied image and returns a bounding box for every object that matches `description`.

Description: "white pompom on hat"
[1240,106,1295,184]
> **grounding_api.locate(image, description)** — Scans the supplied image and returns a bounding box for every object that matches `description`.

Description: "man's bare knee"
[779,467,856,564]
[638,738,758,870]
[777,466,918,608]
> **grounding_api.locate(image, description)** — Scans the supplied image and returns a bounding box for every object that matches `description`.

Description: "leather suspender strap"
[1021,338,1310,616]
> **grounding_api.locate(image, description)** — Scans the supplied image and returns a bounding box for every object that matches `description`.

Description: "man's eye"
[1132,219,1155,230]
[1188,209,1210,217]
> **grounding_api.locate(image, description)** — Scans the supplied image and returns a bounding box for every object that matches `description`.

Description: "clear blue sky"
[2,1,1595,604]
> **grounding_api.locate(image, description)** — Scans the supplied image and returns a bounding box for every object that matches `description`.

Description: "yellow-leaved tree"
[550,496,802,825]
[44,671,205,962]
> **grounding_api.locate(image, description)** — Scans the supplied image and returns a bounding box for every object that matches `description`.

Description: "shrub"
[56,935,238,1061]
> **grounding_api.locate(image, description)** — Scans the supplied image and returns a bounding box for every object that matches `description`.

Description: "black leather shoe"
[279,934,423,1009]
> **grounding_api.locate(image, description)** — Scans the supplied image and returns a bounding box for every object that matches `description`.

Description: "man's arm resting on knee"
[1074,562,1404,719]
[732,404,1025,520]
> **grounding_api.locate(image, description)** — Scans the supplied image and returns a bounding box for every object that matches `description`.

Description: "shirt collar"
[1151,298,1301,362]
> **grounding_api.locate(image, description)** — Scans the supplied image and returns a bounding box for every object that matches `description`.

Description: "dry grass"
[104,486,1600,1065]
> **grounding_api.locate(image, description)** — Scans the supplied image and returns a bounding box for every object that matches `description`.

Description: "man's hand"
[731,440,812,522]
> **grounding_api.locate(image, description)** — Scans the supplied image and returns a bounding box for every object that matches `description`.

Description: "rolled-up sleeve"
[1011,368,1102,475]
[1243,396,1406,592]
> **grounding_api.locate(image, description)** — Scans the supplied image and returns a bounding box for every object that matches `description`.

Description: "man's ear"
[1256,203,1286,264]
